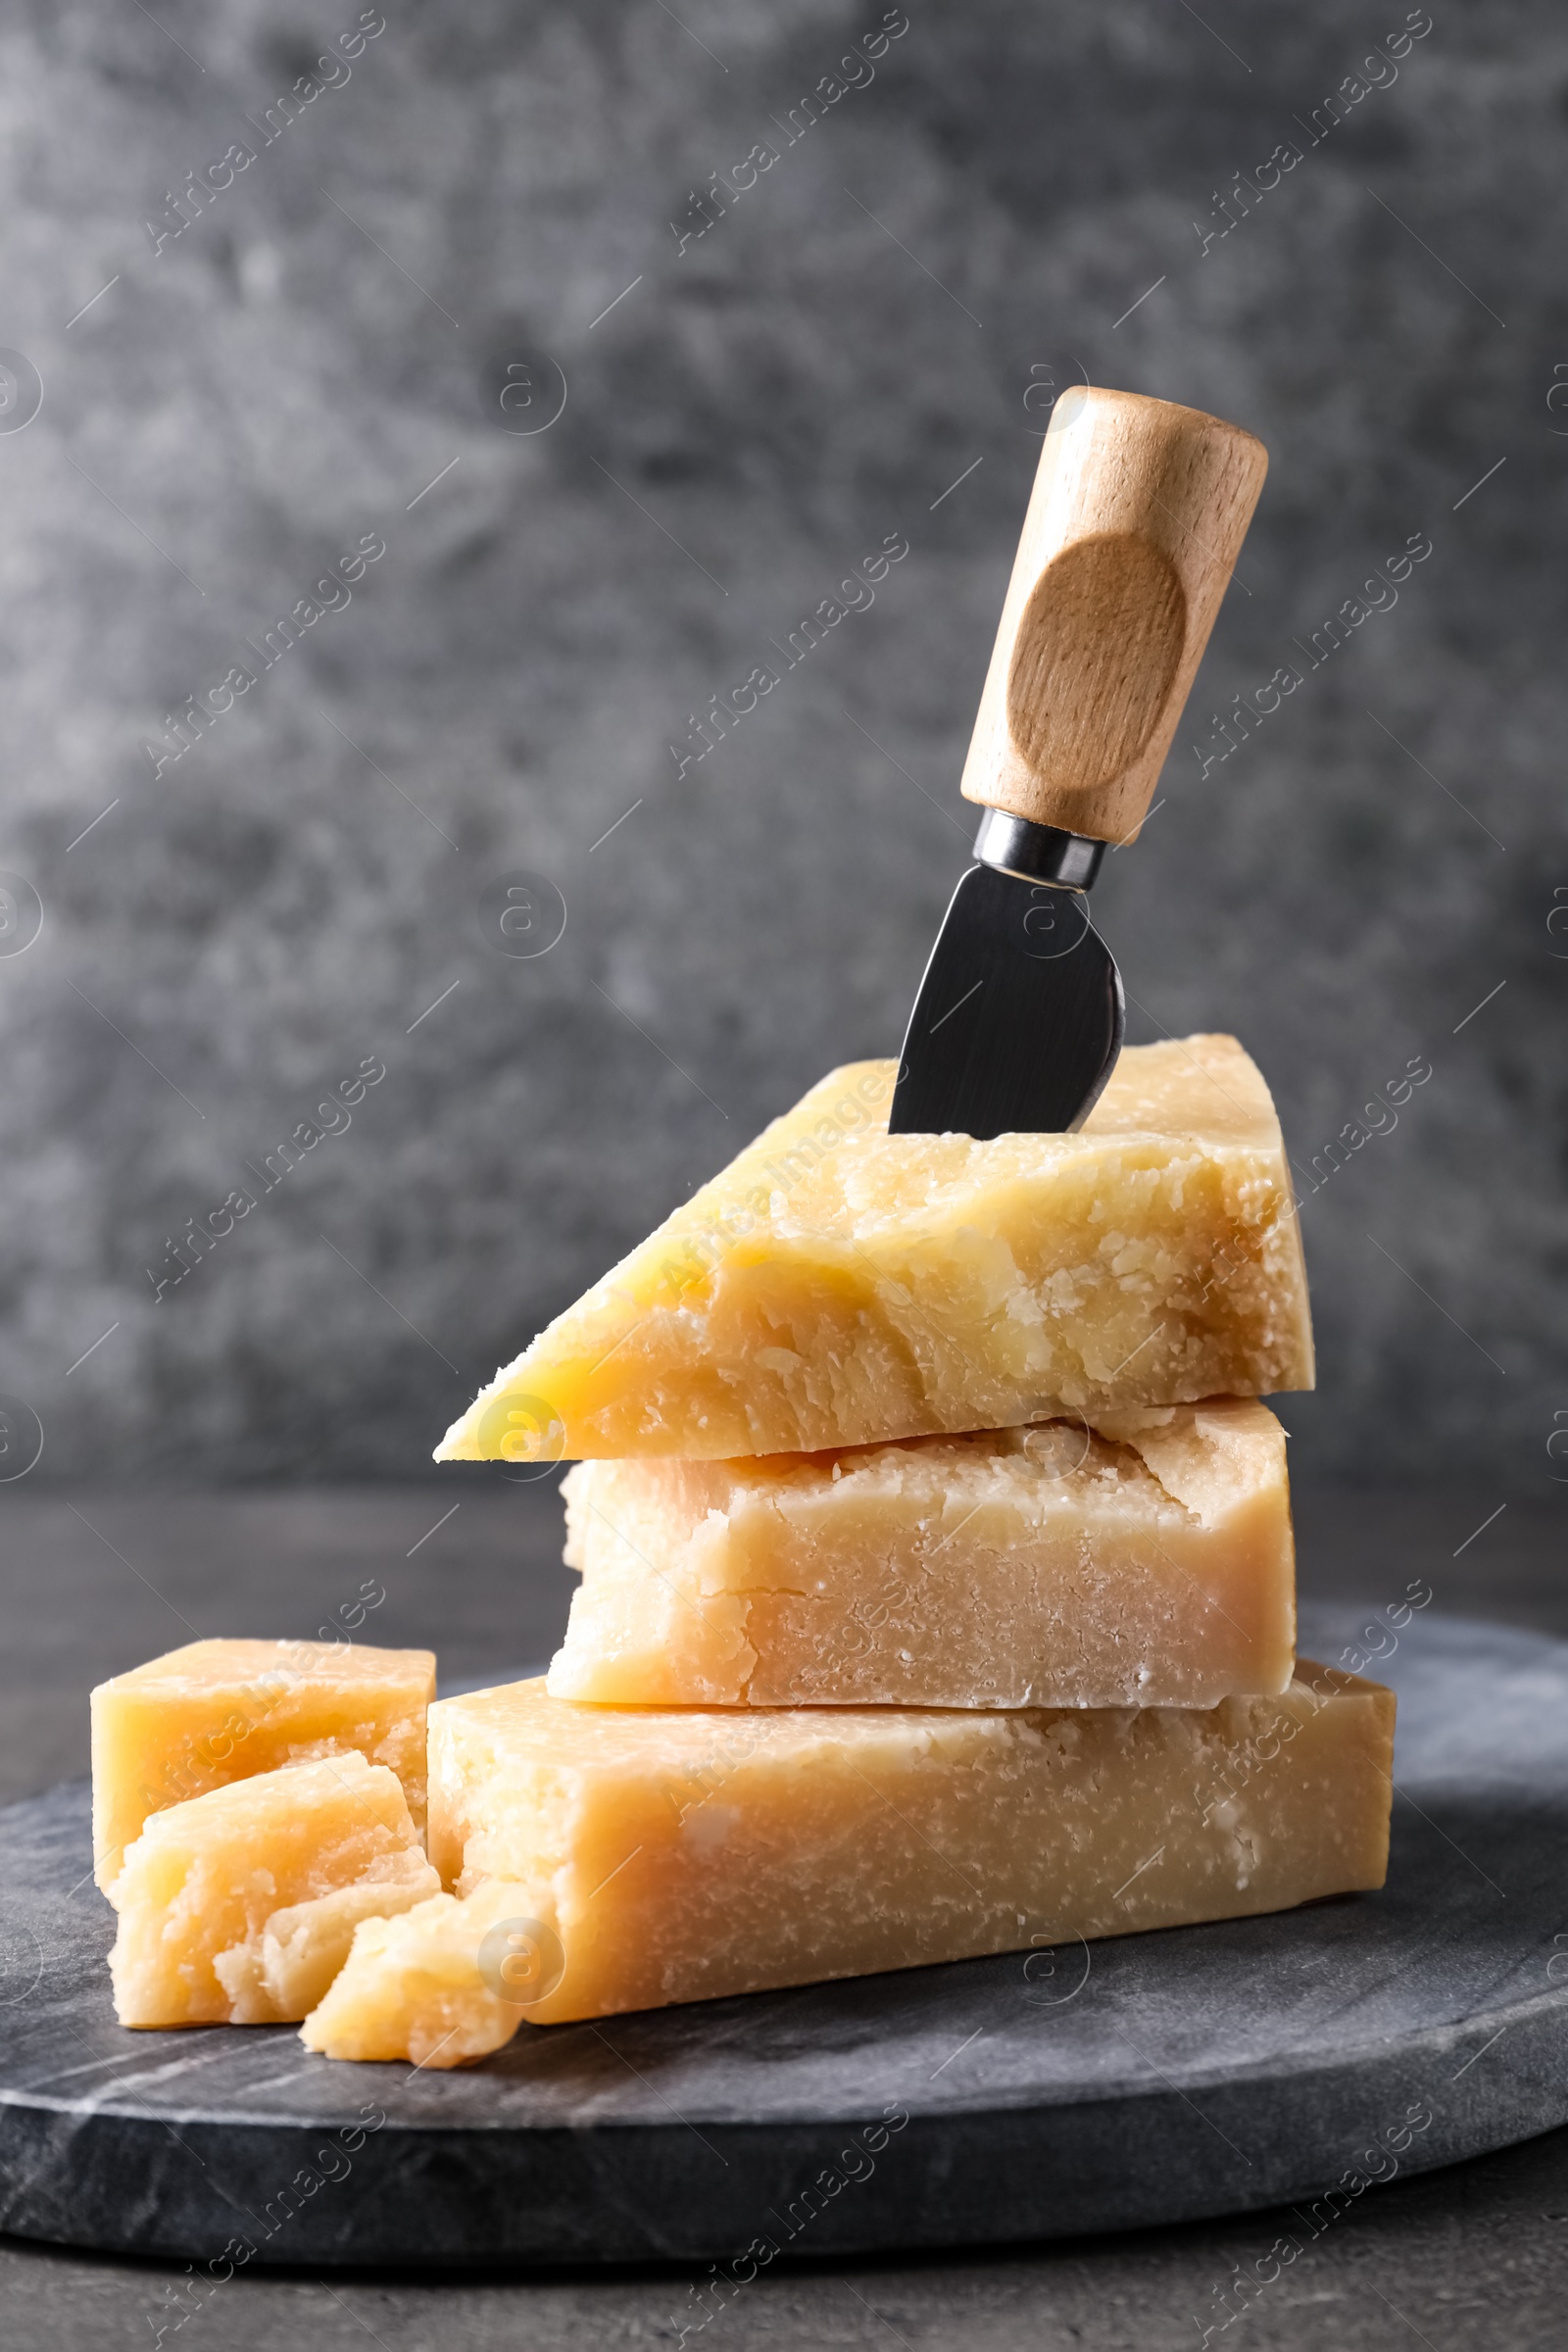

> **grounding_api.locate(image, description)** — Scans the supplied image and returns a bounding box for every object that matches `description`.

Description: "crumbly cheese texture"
[107,1755,440,2028]
[549,1397,1295,1709]
[409,1665,1393,2032]
[436,1036,1313,1464]
[258,1863,443,2021]
[301,1880,538,2069]
[90,1638,436,1888]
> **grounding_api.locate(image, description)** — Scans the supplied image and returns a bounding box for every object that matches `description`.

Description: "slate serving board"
[2,1606,1566,2270]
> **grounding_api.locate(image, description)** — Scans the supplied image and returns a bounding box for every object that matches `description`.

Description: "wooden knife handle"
[959,386,1267,846]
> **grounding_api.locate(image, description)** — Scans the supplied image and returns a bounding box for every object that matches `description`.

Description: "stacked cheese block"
[94,1034,1396,2066]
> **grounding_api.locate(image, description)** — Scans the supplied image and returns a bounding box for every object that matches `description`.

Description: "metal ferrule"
[972,809,1105,892]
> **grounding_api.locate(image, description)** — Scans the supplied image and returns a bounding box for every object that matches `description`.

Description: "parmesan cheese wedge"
[107,1755,440,2027]
[436,1036,1313,1465]
[325,1665,1399,2042]
[548,1397,1295,1708]
[90,1638,436,1888]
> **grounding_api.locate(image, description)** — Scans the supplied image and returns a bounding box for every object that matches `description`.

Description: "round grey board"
[2,1604,1566,2271]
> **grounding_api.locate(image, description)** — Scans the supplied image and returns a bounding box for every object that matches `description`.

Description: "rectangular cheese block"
[108,1755,440,2027]
[436,1035,1313,1464]
[549,1397,1296,1708]
[91,1638,436,1887]
[384,1665,1395,2038]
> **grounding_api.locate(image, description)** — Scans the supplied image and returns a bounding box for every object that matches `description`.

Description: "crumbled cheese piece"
[108,1755,438,2027]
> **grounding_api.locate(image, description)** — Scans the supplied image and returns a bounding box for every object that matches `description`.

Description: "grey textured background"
[0,0,1562,1489]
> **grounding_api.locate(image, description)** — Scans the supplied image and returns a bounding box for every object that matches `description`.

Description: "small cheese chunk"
[436,1036,1313,1464]
[108,1755,440,2028]
[549,1398,1295,1708]
[406,1666,1394,2033]
[91,1638,436,1887]
[254,1853,442,2020]
[301,1881,538,2068]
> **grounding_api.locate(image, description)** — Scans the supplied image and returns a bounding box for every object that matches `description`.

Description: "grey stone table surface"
[1,1478,1566,2346]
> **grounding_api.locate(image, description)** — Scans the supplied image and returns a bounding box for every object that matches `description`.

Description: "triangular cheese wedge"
[436,1034,1313,1464]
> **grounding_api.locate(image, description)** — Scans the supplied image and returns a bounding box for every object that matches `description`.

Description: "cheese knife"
[889,385,1267,1138]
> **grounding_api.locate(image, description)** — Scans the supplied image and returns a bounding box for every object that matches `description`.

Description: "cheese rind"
[549,1398,1296,1708]
[107,1755,439,2027]
[436,1036,1313,1465]
[90,1638,436,1888]
[418,1666,1393,2031]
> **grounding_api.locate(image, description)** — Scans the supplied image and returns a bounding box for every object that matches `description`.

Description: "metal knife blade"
[888,385,1268,1138]
[890,859,1123,1141]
